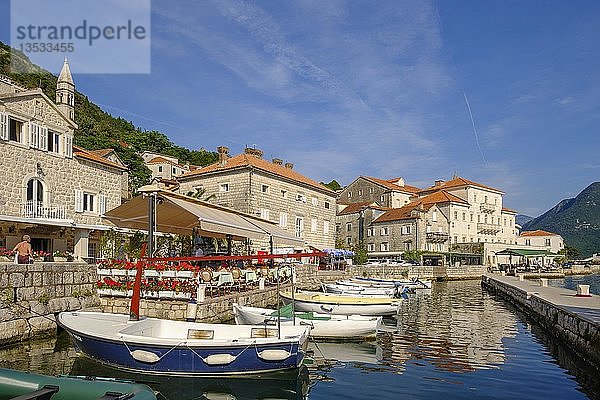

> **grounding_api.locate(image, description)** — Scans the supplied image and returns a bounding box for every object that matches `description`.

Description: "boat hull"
[58,312,308,376]
[233,304,380,340]
[279,291,400,316]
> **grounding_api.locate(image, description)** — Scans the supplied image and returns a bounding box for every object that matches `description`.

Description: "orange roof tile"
[501,207,517,214]
[418,177,503,195]
[520,230,559,237]
[89,148,114,158]
[363,176,421,194]
[179,153,335,195]
[338,201,386,216]
[73,146,128,171]
[372,190,467,223]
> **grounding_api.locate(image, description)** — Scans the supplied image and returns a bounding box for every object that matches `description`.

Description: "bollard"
[258,277,265,290]
[576,284,591,297]
[186,297,198,322]
[518,274,525,281]
[540,278,548,287]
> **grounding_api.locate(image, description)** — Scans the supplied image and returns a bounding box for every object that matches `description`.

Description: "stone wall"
[0,261,100,345]
[482,275,600,370]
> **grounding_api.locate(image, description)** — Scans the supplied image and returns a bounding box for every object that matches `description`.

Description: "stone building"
[141,151,195,182]
[336,201,387,248]
[517,230,564,254]
[0,61,128,259]
[177,146,337,251]
[338,176,420,208]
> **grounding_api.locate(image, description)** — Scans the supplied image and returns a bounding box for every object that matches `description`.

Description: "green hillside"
[0,42,218,192]
[523,182,600,258]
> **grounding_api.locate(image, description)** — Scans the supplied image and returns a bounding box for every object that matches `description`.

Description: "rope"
[121,336,184,362]
[1,300,58,324]
[254,340,296,357]
[186,340,255,364]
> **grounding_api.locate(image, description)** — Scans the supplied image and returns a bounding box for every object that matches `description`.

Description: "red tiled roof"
[501,207,517,214]
[179,153,335,194]
[520,230,559,237]
[89,149,114,158]
[372,190,467,223]
[363,176,420,194]
[418,177,503,195]
[73,146,128,171]
[338,201,386,216]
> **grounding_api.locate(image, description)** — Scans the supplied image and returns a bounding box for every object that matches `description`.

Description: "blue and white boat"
[58,311,310,376]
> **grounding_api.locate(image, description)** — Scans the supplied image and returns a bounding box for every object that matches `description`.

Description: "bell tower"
[56,58,75,121]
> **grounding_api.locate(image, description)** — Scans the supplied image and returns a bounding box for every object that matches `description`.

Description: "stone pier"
[482,274,600,370]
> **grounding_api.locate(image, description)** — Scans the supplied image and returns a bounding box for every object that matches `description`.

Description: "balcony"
[21,201,68,220]
[426,232,449,243]
[480,203,496,213]
[477,223,501,234]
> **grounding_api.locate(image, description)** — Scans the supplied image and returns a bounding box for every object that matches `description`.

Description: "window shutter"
[74,189,83,212]
[0,113,8,140]
[99,194,107,215]
[65,136,73,158]
[28,122,35,148]
[40,126,48,151]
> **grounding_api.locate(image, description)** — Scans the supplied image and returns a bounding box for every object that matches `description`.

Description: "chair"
[231,267,244,291]
[200,268,214,297]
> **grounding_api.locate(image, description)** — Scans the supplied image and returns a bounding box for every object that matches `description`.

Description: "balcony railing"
[480,203,496,213]
[21,201,68,220]
[477,223,501,234]
[426,232,449,243]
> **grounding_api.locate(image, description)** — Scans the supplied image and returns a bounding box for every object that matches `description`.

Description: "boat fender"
[131,350,161,363]
[203,354,237,365]
[257,349,291,361]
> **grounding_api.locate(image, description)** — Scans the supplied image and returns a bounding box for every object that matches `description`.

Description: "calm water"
[1,278,599,399]
[549,273,600,295]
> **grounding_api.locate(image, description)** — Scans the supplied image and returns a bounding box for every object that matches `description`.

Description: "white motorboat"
[233,304,381,340]
[279,290,402,316]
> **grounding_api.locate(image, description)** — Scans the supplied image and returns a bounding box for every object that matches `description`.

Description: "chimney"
[244,147,263,158]
[272,158,283,165]
[217,146,229,165]
[434,179,444,187]
[395,177,405,187]
[284,162,294,169]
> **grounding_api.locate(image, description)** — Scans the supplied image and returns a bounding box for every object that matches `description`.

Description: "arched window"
[27,178,44,203]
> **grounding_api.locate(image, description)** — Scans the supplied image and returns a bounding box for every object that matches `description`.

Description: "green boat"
[0,368,156,400]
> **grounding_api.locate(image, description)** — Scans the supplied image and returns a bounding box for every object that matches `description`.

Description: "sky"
[1,0,599,217]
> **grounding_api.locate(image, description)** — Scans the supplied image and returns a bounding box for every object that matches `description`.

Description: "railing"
[477,223,501,234]
[480,203,496,213]
[426,232,449,242]
[21,201,68,219]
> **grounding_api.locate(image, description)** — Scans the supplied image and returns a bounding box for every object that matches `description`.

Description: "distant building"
[336,201,387,248]
[517,229,564,254]
[177,146,337,251]
[338,176,420,208]
[141,151,195,182]
[0,61,128,259]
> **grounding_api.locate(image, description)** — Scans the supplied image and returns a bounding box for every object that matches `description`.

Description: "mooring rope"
[186,340,255,364]
[121,336,184,362]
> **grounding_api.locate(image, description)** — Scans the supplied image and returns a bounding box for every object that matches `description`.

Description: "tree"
[352,242,369,265]
[186,188,216,202]
[321,179,342,191]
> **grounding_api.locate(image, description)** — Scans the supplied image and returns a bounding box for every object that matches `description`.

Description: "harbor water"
[1,278,598,399]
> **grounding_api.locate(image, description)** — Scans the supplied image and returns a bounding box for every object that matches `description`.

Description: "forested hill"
[523,182,600,258]
[0,42,218,191]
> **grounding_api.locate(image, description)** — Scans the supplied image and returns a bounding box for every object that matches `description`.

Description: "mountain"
[0,42,218,192]
[516,214,533,226]
[522,182,600,257]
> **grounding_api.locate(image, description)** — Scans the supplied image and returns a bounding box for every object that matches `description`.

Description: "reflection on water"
[1,279,598,400]
[549,273,600,295]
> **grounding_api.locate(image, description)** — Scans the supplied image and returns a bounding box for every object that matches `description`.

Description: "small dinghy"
[233,303,381,340]
[279,290,402,316]
[0,367,156,400]
[58,312,310,376]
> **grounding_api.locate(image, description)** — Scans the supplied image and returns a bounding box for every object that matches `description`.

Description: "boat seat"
[9,385,59,400]
[187,329,214,339]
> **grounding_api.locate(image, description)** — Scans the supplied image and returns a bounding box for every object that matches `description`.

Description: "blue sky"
[1,0,599,217]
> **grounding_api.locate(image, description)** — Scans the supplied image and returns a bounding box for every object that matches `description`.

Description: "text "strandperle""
[16,20,147,46]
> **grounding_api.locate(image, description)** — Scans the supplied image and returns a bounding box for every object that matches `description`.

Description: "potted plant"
[53,250,71,262]
[0,248,14,262]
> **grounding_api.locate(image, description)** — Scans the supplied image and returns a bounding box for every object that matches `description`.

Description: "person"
[13,235,33,264]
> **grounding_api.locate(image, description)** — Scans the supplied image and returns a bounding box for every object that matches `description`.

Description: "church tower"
[56,59,75,121]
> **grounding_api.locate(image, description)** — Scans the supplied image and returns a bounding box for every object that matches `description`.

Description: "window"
[261,185,269,193]
[172,167,177,174]
[525,239,531,246]
[380,242,389,251]
[83,193,95,212]
[74,189,105,214]
[28,122,47,150]
[358,190,363,196]
[9,118,23,143]
[346,222,352,232]
[158,166,163,172]
[336,223,341,233]
[477,215,481,223]
[367,228,373,237]
[470,214,474,222]
[26,178,44,204]
[404,242,411,251]
[47,131,60,153]
[367,243,374,251]
[347,237,352,245]
[296,194,306,203]
[219,183,229,192]
[279,212,288,227]
[347,192,352,198]
[380,227,389,235]
[295,217,304,238]
[462,212,466,221]
[260,209,270,220]
[454,236,458,243]
[64,136,73,158]
[474,194,477,202]
[401,225,411,235]
[454,211,458,220]
[324,201,330,209]
[545,238,551,246]
[380,195,385,202]
[323,220,330,235]
[369,188,373,194]
[484,195,488,203]
[503,218,507,226]
[0,113,8,140]
[281,190,287,198]
[311,218,317,233]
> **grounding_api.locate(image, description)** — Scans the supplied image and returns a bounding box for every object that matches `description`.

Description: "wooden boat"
[233,303,381,340]
[58,311,310,376]
[279,290,402,316]
[349,276,432,289]
[0,367,156,400]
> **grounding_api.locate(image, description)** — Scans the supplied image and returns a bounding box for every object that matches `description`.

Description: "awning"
[495,248,556,257]
[103,190,304,246]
